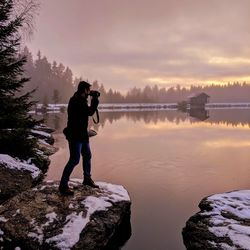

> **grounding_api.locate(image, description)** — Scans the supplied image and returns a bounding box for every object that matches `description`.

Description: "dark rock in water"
[0,179,131,250]
[183,190,250,250]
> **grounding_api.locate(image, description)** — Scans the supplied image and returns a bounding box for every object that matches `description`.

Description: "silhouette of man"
[59,81,99,195]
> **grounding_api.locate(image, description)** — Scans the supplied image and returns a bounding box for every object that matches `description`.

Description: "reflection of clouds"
[98,117,250,142]
[108,132,152,140]
[145,121,250,130]
[204,139,250,148]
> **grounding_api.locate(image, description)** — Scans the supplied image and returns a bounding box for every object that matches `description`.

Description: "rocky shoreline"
[0,180,131,250]
[0,126,131,249]
[0,125,57,204]
[183,190,250,250]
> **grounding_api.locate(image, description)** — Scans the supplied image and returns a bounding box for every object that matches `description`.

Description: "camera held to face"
[89,90,100,98]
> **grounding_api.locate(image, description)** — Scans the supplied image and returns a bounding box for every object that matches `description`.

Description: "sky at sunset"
[27,0,250,92]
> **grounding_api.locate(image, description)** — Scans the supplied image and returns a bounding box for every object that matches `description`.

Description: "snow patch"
[0,217,8,222]
[40,186,46,191]
[204,190,250,249]
[0,229,4,235]
[31,129,51,138]
[28,230,43,244]
[38,139,50,146]
[69,203,74,209]
[28,212,58,244]
[35,148,45,156]
[30,219,35,225]
[46,212,85,249]
[13,209,20,217]
[46,196,112,250]
[219,243,236,250]
[70,179,130,202]
[208,191,250,219]
[0,154,41,179]
[44,212,57,226]
[97,181,130,202]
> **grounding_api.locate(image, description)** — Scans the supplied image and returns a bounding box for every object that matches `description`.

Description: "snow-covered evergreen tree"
[0,0,39,160]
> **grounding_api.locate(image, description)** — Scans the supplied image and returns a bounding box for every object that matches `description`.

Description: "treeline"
[91,81,250,103]
[21,47,77,103]
[22,47,250,104]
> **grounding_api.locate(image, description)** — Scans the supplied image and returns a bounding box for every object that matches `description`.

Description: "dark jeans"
[60,140,92,187]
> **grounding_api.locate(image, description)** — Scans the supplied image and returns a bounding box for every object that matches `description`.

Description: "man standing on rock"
[59,81,99,195]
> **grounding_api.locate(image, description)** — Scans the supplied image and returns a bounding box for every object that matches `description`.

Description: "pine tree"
[52,89,60,105]
[42,94,48,113]
[0,0,39,160]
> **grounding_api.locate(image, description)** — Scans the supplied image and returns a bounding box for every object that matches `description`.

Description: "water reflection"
[53,114,61,130]
[34,109,250,132]
[35,109,250,250]
[204,139,250,148]
[188,109,209,121]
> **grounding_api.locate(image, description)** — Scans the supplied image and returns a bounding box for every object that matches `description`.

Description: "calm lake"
[40,108,250,250]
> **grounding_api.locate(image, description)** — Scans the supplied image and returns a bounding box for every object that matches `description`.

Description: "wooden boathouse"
[188,93,210,109]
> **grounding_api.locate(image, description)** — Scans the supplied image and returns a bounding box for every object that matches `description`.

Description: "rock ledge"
[0,179,131,250]
[183,190,250,250]
[0,125,57,204]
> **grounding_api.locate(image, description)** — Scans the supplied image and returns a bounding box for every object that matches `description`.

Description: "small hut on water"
[188,92,210,109]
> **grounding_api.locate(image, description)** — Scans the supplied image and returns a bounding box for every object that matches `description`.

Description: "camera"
[89,90,100,98]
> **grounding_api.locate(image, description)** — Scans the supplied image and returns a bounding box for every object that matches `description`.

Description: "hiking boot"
[83,176,99,188]
[59,185,74,195]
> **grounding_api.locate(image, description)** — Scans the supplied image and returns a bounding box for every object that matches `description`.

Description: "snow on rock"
[0,180,131,250]
[46,211,86,249]
[183,190,250,250]
[72,179,130,202]
[45,212,57,226]
[0,217,8,222]
[0,154,41,179]
[27,212,58,244]
[45,180,130,250]
[46,197,113,249]
[98,182,131,202]
[0,125,57,204]
[0,153,44,204]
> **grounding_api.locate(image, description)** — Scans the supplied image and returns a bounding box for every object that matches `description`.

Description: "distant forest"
[21,47,250,104]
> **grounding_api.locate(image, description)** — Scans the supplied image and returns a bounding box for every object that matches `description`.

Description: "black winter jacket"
[63,92,99,142]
